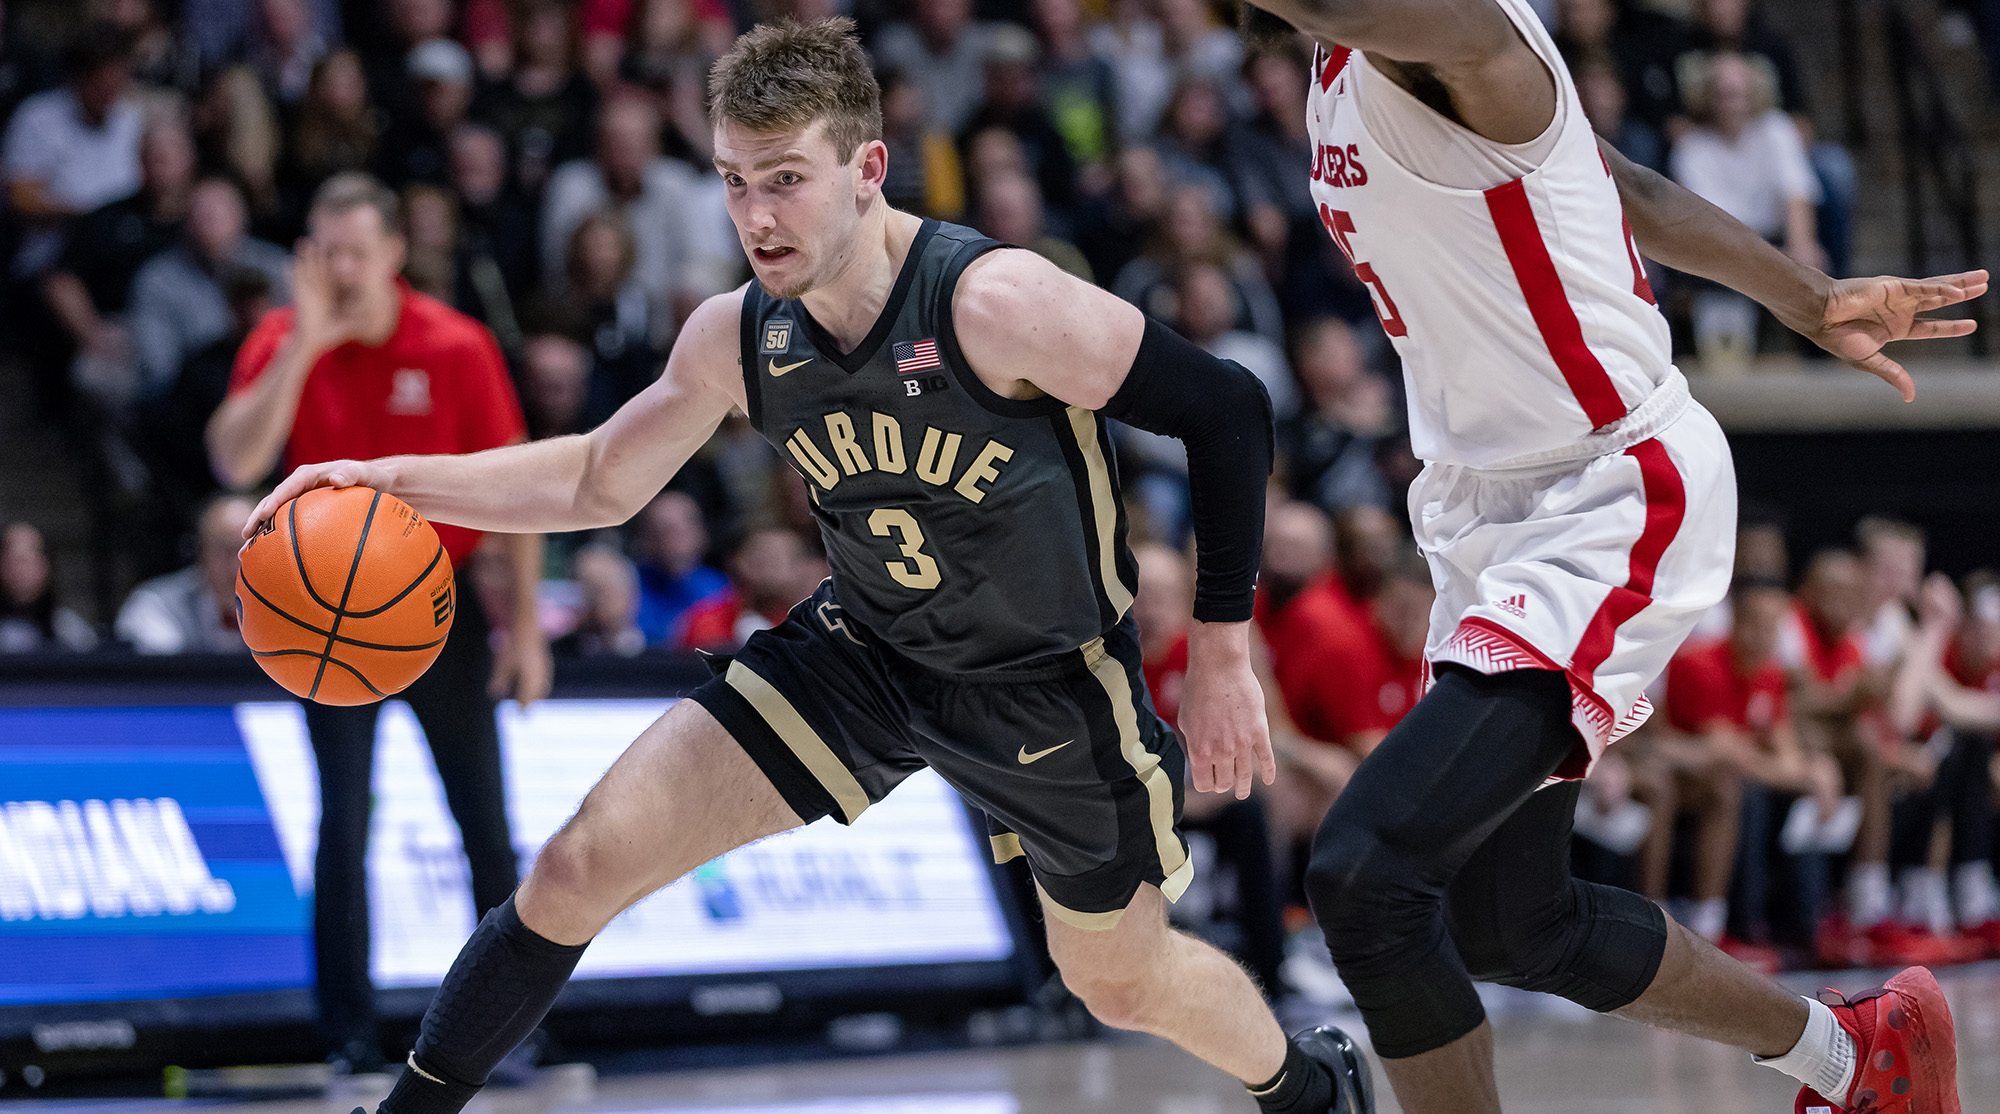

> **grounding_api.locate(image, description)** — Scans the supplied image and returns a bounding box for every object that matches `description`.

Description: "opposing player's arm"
[1251,0,1555,143]
[1250,0,1507,61]
[243,291,746,538]
[1602,137,1988,401]
[954,249,1277,798]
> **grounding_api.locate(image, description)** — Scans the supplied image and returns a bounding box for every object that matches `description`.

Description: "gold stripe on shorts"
[1066,406,1136,619]
[1083,636,1193,902]
[990,832,1024,864]
[1035,879,1128,931]
[724,659,870,824]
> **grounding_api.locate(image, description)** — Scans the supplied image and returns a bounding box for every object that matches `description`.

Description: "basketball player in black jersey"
[248,17,1371,1114]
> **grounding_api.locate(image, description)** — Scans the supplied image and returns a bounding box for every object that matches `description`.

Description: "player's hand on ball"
[243,459,390,540]
[1180,621,1278,799]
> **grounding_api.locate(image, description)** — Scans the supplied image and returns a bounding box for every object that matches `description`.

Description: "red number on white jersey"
[1319,204,1409,338]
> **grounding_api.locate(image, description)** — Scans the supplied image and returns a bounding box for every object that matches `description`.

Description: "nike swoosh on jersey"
[769,358,811,376]
[1017,740,1073,764]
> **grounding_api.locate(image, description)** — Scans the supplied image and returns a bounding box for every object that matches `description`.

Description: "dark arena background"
[2,0,1999,1110]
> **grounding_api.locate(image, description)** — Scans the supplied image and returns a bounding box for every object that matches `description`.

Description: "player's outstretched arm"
[242,290,746,539]
[1603,139,1988,401]
[953,250,1278,799]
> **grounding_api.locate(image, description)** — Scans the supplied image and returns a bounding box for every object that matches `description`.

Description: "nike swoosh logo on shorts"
[768,358,811,376]
[1018,741,1072,764]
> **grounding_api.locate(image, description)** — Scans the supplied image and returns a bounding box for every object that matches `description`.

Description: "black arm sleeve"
[1100,316,1274,623]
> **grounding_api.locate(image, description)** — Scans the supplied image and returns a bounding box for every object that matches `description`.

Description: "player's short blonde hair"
[707,17,883,164]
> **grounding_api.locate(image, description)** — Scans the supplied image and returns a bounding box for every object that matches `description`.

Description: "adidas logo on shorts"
[1498,594,1528,618]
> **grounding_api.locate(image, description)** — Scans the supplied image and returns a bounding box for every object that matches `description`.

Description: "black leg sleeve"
[380,897,588,1114]
[1304,666,1594,1059]
[1445,781,1667,1011]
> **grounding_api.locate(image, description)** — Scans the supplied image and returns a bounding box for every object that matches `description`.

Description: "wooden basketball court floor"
[15,965,1996,1114]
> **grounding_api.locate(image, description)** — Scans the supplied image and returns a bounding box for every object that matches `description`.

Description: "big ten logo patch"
[903,374,949,397]
[764,321,792,352]
[430,580,454,627]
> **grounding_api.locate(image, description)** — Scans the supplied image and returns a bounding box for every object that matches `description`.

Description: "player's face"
[714,119,886,300]
[311,206,406,311]
[1732,587,1789,663]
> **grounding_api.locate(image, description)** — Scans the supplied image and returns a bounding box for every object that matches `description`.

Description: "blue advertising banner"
[0,707,313,1004]
[0,700,1015,1010]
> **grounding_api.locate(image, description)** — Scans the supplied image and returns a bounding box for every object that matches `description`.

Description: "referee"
[207,173,551,1073]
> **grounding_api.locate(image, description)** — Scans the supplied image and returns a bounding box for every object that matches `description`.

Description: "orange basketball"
[236,486,457,705]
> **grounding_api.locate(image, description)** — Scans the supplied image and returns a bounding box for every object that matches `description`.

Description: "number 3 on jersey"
[869,508,941,589]
[1319,205,1408,338]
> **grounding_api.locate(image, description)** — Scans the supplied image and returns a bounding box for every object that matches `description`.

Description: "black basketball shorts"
[687,580,1191,930]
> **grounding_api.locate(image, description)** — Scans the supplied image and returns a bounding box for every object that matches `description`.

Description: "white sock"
[1954,861,1999,927]
[1849,862,1893,928]
[1689,897,1728,942]
[1756,996,1858,1101]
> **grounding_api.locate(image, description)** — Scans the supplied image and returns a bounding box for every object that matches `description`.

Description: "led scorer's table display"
[0,699,1015,1005]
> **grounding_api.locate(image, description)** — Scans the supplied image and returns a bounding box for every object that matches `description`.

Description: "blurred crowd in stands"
[0,0,1994,997]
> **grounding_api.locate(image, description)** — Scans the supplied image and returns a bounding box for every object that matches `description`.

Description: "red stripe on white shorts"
[1570,438,1687,685]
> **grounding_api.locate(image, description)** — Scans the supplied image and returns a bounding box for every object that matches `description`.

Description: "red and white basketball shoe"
[1793,967,1960,1114]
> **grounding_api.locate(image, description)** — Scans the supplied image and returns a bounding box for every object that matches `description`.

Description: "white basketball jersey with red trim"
[1304,0,1674,469]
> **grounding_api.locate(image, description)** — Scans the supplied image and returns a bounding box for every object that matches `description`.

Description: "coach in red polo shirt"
[206,173,549,1073]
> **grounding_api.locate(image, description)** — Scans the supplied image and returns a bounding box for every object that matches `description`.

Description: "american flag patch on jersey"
[893,339,941,374]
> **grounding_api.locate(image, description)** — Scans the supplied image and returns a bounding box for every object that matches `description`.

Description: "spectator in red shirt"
[1884,572,2000,957]
[1660,577,1838,953]
[1333,503,1400,603]
[677,527,813,652]
[205,172,548,1073]
[1363,547,1434,729]
[1786,547,1909,941]
[1255,500,1376,754]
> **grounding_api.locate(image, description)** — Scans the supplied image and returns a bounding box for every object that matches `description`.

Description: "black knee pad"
[1447,874,1667,1012]
[1445,782,1668,1012]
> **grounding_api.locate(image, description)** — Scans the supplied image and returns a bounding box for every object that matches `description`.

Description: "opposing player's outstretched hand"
[242,459,392,540]
[1785,269,1989,401]
[1179,621,1278,799]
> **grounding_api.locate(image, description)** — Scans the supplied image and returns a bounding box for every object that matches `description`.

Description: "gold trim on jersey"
[724,660,870,823]
[1082,635,1193,904]
[1065,406,1136,619]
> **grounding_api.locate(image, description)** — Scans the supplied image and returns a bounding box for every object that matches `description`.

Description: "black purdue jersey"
[741,219,1139,674]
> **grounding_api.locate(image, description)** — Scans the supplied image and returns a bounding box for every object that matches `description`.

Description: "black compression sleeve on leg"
[1100,317,1274,622]
[380,896,588,1114]
[1306,667,1581,1059]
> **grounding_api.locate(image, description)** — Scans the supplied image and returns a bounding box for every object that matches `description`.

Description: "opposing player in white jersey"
[1237,0,1984,1111]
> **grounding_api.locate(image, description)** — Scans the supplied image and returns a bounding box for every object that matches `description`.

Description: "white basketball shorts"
[1410,374,1736,779]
